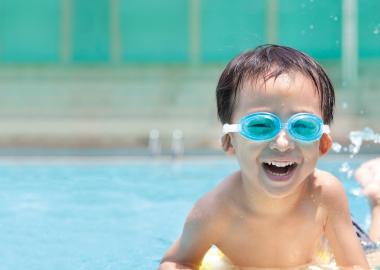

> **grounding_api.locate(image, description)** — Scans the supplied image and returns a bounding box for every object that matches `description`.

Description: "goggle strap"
[222,124,241,134]
[323,125,330,134]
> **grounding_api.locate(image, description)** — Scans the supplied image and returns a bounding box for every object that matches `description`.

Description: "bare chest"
[216,212,325,268]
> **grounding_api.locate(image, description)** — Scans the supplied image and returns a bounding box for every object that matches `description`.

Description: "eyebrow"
[289,109,316,114]
[245,108,317,115]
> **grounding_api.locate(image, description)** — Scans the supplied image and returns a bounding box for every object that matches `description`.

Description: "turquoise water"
[0,156,372,270]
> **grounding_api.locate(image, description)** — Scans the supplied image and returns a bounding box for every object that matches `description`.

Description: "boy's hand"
[158,261,195,270]
[355,158,380,207]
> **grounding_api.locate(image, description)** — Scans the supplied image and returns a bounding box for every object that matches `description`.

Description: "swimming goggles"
[222,112,330,143]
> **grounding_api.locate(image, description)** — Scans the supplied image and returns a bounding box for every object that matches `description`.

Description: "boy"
[159,45,370,269]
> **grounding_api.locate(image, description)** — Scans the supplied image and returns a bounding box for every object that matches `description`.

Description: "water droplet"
[332,142,342,153]
[348,144,360,155]
[362,127,375,140]
[341,102,348,109]
[374,134,380,144]
[339,162,351,173]
[346,127,380,155]
[373,27,379,35]
[309,24,314,30]
[347,130,362,155]
[339,163,354,178]
[350,188,363,197]
[333,16,338,21]
[349,131,363,147]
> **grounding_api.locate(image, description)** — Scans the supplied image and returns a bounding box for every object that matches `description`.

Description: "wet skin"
[159,72,370,269]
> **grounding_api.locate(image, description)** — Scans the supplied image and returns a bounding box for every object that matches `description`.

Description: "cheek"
[300,143,320,164]
[232,136,263,157]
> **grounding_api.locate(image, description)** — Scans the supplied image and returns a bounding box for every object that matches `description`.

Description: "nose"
[269,130,295,152]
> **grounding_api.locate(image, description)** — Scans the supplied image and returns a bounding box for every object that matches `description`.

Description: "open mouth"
[262,161,298,181]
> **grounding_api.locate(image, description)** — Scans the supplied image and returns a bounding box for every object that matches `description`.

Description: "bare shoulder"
[313,169,343,188]
[159,172,241,267]
[312,169,348,209]
[189,170,240,223]
[185,170,240,231]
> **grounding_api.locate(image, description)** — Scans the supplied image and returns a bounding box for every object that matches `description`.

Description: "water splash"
[331,142,342,153]
[339,162,353,179]
[339,162,350,172]
[348,127,380,158]
[350,187,362,197]
[334,128,380,178]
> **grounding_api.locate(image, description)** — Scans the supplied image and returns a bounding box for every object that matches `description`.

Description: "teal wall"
[0,0,60,62]
[278,0,341,59]
[0,0,379,63]
[120,0,189,62]
[72,0,110,62]
[201,0,266,61]
[359,0,380,58]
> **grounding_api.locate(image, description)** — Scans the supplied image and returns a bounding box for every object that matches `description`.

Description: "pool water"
[0,156,374,270]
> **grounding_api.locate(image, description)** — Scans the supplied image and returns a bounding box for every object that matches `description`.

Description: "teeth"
[271,172,287,176]
[266,161,295,167]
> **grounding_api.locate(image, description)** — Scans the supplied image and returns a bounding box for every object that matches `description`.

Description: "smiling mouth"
[262,161,298,181]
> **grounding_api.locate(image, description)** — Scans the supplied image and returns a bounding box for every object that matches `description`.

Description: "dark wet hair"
[216,44,335,124]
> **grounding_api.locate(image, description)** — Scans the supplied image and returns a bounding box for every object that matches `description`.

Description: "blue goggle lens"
[240,113,323,142]
[288,114,322,142]
[241,113,280,141]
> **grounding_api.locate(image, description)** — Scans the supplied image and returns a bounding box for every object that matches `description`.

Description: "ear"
[221,134,235,155]
[319,133,332,156]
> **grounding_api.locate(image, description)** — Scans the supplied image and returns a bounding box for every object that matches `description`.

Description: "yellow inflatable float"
[198,220,380,269]
[199,245,333,270]
[199,245,380,270]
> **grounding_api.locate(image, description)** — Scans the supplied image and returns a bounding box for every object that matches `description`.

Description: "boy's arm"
[369,204,380,242]
[159,197,223,270]
[323,176,370,269]
[355,158,380,242]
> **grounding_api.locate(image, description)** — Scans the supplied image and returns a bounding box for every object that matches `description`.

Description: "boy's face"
[228,72,332,198]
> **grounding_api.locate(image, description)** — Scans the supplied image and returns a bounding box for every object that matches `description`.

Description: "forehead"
[234,72,321,118]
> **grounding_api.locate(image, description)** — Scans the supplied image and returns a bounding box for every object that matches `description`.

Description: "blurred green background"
[0,0,379,154]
